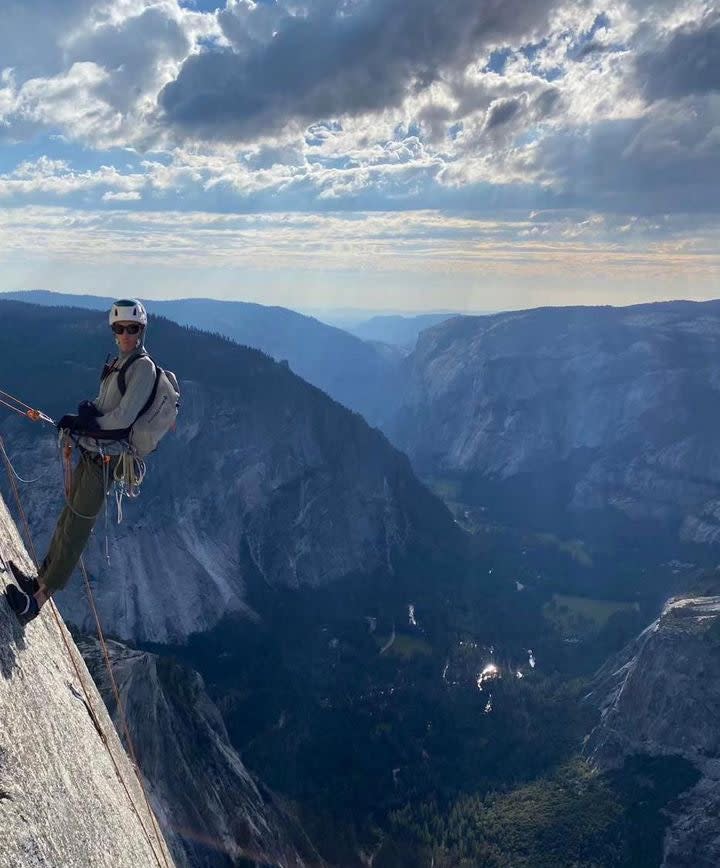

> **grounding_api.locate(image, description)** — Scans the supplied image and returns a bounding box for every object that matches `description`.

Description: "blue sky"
[0,0,718,312]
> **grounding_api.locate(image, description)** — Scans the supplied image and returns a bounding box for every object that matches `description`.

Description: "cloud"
[66,5,191,115]
[159,0,559,140]
[7,63,116,145]
[0,0,97,79]
[636,12,720,101]
[0,155,147,199]
[0,1,216,148]
[520,88,720,213]
[485,96,526,129]
[1,204,718,279]
[1,204,718,309]
[0,0,717,237]
[102,190,142,201]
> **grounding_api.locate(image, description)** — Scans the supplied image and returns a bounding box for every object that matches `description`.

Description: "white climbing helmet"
[109,298,147,327]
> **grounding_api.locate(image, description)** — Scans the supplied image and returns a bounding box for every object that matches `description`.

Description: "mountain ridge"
[0,289,399,426]
[0,299,461,643]
[388,299,720,564]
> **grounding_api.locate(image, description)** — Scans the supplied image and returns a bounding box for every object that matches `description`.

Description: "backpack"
[114,352,180,456]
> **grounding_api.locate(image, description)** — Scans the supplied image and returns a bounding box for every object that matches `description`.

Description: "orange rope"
[78,555,170,867]
[61,445,171,868]
[1,435,170,868]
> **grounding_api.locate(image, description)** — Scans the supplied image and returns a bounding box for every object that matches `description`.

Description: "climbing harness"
[1,382,151,524]
[57,438,145,563]
[0,394,171,868]
[0,385,151,546]
[58,438,144,521]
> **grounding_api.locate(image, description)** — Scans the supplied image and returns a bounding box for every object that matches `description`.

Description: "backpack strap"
[100,354,118,383]
[117,350,149,396]
[134,368,162,423]
[121,352,162,424]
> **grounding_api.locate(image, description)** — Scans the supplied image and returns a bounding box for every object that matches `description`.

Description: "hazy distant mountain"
[1,290,400,426]
[387,301,720,563]
[1,290,113,313]
[347,312,461,349]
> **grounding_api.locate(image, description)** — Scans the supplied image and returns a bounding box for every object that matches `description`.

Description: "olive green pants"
[39,452,118,593]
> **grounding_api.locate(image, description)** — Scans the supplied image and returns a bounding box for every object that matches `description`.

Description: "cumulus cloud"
[7,63,116,145]
[66,6,191,114]
[0,0,717,248]
[0,0,218,148]
[485,96,526,130]
[0,155,147,199]
[511,83,720,214]
[636,11,720,101]
[159,0,559,139]
[0,0,97,79]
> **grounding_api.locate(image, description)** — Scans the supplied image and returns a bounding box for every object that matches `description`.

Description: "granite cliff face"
[0,300,459,644]
[389,301,720,547]
[78,635,319,868]
[0,492,175,868]
[585,593,720,867]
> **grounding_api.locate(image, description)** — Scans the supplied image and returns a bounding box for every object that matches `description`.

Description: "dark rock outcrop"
[585,594,720,867]
[78,636,321,868]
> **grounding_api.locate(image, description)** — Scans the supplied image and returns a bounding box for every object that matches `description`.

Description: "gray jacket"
[79,347,156,455]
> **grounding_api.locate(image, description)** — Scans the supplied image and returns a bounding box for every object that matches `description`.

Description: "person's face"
[112,320,143,353]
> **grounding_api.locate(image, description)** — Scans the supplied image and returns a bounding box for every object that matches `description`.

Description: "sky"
[0,0,718,312]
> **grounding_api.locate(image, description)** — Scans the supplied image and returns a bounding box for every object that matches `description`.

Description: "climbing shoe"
[8,561,39,596]
[5,584,40,624]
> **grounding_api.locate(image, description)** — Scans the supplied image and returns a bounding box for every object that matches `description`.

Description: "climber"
[6,299,159,624]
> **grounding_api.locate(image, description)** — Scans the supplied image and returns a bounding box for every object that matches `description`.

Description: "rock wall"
[585,594,720,867]
[79,635,321,868]
[389,301,720,545]
[0,491,175,868]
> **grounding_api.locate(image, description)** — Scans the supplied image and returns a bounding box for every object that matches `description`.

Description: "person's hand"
[57,414,80,432]
[77,400,101,423]
[57,413,100,434]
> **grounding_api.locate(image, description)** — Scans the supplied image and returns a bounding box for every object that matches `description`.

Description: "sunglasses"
[111,323,142,335]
